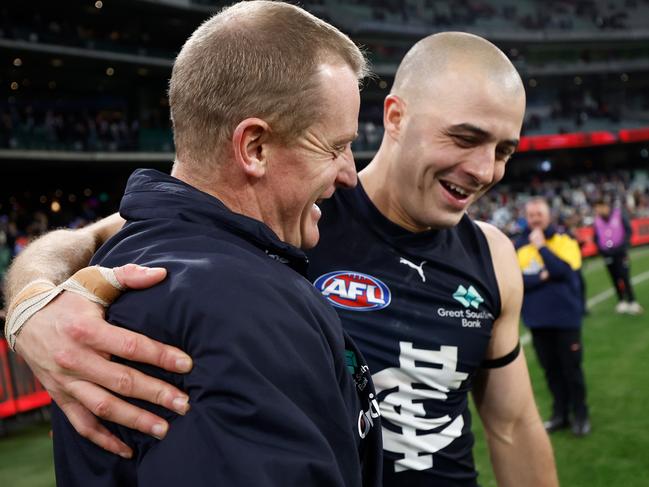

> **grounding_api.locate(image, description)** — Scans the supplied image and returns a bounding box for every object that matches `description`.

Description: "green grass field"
[473,246,649,487]
[1,247,648,486]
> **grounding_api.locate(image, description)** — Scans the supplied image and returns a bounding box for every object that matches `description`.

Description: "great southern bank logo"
[314,271,391,311]
[452,284,484,309]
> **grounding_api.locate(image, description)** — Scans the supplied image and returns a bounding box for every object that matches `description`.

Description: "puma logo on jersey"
[399,257,427,282]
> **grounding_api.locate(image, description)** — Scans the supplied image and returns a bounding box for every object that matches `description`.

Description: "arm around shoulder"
[4,212,193,459]
[3,212,124,303]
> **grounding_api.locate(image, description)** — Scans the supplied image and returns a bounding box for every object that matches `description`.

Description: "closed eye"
[496,144,517,161]
[452,135,479,147]
[330,144,349,158]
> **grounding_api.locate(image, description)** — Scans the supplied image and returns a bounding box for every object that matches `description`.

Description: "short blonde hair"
[169,1,368,170]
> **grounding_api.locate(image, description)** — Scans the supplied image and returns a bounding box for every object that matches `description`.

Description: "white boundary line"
[586,269,649,308]
[582,247,649,275]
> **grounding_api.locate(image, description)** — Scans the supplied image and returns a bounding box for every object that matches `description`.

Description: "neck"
[359,145,429,233]
[171,159,274,235]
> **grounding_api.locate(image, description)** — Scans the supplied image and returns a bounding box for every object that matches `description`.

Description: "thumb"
[112,264,167,290]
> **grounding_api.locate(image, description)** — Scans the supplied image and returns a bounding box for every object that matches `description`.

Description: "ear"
[383,94,405,140]
[231,118,271,178]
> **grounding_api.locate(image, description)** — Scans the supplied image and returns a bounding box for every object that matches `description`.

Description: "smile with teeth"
[441,180,472,199]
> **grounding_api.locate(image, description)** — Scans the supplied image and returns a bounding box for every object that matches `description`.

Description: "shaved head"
[360,31,527,232]
[391,32,524,104]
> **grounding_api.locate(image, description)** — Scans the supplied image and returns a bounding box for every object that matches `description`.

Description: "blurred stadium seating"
[2,0,649,290]
[1,0,649,286]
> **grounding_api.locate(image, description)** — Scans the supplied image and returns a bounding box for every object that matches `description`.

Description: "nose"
[335,148,358,189]
[463,146,496,187]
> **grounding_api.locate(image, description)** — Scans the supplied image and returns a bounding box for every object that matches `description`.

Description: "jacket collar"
[119,169,309,275]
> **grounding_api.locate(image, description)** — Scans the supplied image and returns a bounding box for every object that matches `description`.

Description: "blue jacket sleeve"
[538,246,572,279]
[523,273,546,290]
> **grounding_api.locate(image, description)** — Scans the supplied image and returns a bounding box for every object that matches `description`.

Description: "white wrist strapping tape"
[4,280,61,351]
[59,278,112,307]
[4,266,124,351]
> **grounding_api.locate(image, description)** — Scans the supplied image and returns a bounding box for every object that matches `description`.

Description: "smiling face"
[264,63,360,249]
[525,199,551,231]
[389,66,525,231]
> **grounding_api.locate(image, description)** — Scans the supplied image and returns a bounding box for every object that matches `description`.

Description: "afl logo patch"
[314,271,391,311]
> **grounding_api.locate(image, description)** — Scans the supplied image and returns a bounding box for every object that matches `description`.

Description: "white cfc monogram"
[372,342,468,472]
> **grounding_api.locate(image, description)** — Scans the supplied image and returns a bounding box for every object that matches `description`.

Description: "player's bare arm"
[4,212,124,301]
[473,221,559,487]
[4,213,193,458]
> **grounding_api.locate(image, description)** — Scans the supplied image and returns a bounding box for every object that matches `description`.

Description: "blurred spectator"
[593,199,644,314]
[516,197,591,437]
[470,170,649,237]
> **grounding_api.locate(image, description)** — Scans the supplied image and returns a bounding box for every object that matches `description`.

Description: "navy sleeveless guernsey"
[307,183,501,487]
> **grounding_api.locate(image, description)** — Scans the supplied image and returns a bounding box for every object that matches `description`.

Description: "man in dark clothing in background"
[516,197,591,437]
[594,199,643,315]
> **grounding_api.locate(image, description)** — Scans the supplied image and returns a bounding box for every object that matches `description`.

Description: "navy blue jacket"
[52,169,382,487]
[515,226,583,329]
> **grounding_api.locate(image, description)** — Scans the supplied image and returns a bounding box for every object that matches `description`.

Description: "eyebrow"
[448,123,519,151]
[332,132,359,147]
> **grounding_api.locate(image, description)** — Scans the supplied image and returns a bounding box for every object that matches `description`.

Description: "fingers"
[54,346,190,416]
[112,264,167,290]
[56,395,133,459]
[68,319,193,374]
[65,380,172,442]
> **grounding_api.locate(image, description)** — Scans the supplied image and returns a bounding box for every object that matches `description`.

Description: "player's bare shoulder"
[474,221,514,252]
[474,220,522,308]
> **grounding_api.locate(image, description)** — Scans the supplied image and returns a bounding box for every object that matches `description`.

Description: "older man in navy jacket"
[3,2,382,486]
[516,197,590,437]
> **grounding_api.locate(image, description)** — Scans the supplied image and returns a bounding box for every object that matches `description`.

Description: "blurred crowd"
[0,187,119,306]
[336,0,649,31]
[0,5,179,59]
[469,170,649,237]
[0,103,172,152]
[4,1,649,61]
[3,96,647,153]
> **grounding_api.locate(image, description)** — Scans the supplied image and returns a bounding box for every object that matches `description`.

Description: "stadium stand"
[1,0,649,355]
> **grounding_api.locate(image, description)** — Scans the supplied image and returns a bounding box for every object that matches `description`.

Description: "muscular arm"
[3,213,193,458]
[474,222,559,487]
[4,212,123,302]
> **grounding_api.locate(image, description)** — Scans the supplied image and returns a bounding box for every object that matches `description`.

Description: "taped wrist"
[59,266,125,307]
[4,266,125,351]
[4,279,60,351]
